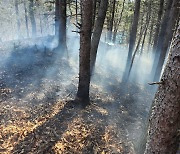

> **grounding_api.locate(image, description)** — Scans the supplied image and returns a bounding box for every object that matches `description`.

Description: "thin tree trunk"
[76,0,93,105]
[122,15,129,44]
[122,0,141,82]
[140,0,152,55]
[108,0,116,41]
[151,0,173,78]
[152,0,164,53]
[68,1,72,17]
[15,0,20,39]
[92,0,97,28]
[154,0,179,82]
[112,0,126,43]
[58,0,67,51]
[23,0,29,38]
[75,0,78,25]
[55,0,60,37]
[29,0,37,37]
[90,0,108,74]
[144,22,180,154]
[39,13,43,35]
[147,18,154,52]
[127,19,148,79]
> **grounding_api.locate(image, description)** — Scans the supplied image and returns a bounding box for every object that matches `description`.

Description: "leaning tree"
[144,23,180,154]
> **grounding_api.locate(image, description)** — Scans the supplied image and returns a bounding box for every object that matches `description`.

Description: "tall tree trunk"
[90,0,108,74]
[23,0,29,38]
[151,0,173,79]
[76,0,93,105]
[92,0,97,28]
[152,0,164,53]
[127,18,149,79]
[144,23,180,154]
[122,0,141,82]
[39,12,43,35]
[55,0,60,37]
[108,0,116,42]
[58,0,67,51]
[147,18,154,52]
[29,0,37,37]
[140,0,152,55]
[112,0,126,43]
[15,0,20,39]
[55,0,67,51]
[154,0,179,82]
[75,0,78,25]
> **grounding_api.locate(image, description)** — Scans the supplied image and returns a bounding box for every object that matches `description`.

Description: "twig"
[73,23,81,29]
[72,30,81,33]
[148,81,164,85]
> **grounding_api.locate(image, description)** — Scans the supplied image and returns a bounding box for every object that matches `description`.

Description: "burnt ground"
[0,42,154,154]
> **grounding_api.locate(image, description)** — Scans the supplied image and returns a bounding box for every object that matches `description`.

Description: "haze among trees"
[0,0,179,153]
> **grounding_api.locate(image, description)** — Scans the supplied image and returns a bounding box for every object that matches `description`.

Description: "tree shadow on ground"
[12,100,109,154]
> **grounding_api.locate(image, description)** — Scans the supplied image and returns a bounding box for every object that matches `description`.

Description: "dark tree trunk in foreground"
[122,0,141,82]
[144,23,180,154]
[76,0,93,105]
[29,0,37,37]
[151,0,173,78]
[23,0,29,38]
[154,0,179,82]
[90,0,108,74]
[15,0,20,39]
[152,0,164,53]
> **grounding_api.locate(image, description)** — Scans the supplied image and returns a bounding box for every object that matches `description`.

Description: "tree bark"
[122,0,141,82]
[76,0,93,105]
[90,0,108,74]
[144,22,180,154]
[154,0,179,82]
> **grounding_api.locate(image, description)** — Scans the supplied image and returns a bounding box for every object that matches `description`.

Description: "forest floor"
[0,41,154,154]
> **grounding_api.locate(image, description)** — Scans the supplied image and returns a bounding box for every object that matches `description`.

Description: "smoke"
[0,4,158,153]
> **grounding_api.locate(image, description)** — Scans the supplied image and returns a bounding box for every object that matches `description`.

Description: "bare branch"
[148,81,164,85]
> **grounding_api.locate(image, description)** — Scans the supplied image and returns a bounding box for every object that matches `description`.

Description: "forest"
[0,0,179,153]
